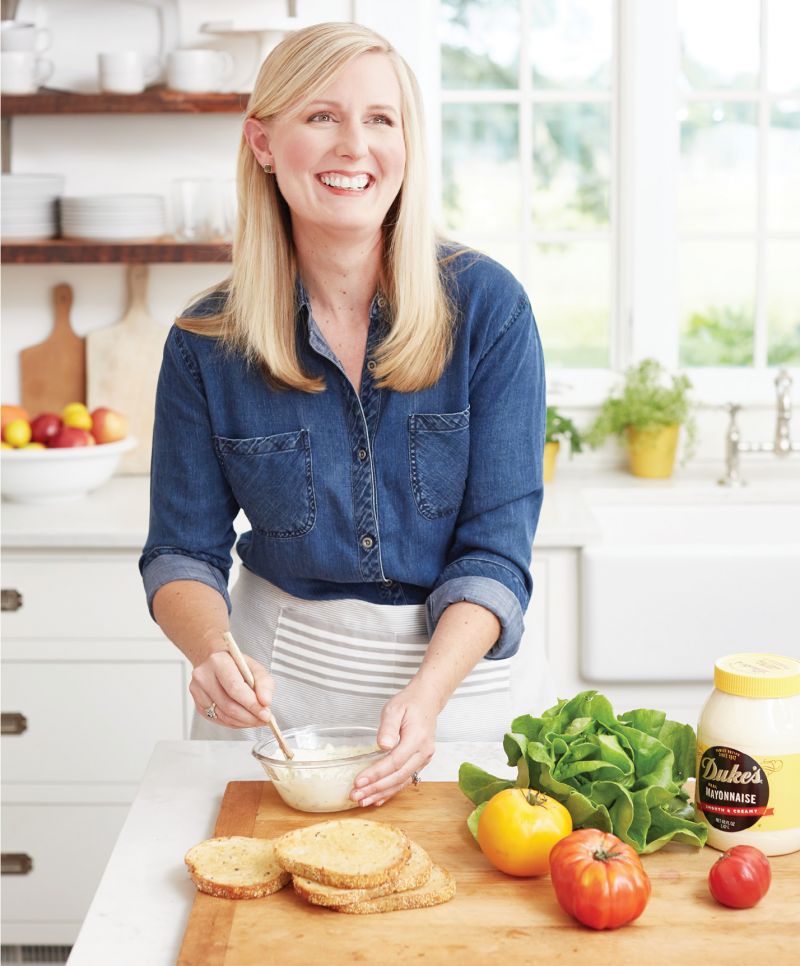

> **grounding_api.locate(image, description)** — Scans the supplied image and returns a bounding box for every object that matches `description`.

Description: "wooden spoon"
[222,631,294,759]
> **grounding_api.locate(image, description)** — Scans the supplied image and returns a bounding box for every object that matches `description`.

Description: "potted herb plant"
[544,406,583,483]
[585,358,696,478]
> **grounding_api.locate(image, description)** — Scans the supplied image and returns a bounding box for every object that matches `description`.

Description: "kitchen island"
[66,740,799,965]
[66,740,513,965]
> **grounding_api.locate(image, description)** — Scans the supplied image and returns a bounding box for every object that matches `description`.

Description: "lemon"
[62,402,92,431]
[3,418,32,448]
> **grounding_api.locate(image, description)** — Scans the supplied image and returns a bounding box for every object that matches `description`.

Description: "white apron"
[191,566,557,743]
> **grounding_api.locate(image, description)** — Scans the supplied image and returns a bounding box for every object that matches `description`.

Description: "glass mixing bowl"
[252,724,386,813]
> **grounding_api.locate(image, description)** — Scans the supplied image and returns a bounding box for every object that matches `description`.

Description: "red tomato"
[549,828,651,930]
[708,845,771,909]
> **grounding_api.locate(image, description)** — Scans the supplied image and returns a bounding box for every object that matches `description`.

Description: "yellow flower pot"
[543,441,560,483]
[625,424,680,479]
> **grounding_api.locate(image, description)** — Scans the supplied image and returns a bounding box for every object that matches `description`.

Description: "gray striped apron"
[191,565,550,743]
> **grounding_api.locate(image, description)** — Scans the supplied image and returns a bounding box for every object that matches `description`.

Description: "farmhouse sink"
[580,483,800,682]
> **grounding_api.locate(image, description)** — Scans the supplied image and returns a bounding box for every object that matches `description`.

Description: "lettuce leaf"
[459,690,707,853]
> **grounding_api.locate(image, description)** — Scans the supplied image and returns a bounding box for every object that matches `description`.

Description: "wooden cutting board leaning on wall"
[87,263,168,474]
[20,283,86,416]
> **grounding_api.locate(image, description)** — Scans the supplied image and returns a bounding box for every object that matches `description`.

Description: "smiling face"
[247,52,406,242]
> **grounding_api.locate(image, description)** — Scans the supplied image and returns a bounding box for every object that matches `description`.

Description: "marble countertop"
[67,740,513,966]
[1,473,600,549]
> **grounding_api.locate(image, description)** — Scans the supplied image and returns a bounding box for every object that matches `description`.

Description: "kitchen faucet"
[719,369,799,486]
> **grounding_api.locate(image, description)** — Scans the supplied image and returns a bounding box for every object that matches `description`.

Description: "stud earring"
[263,162,274,175]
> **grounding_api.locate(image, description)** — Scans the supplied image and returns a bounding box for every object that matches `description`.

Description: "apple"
[49,426,95,448]
[30,412,63,446]
[91,407,128,444]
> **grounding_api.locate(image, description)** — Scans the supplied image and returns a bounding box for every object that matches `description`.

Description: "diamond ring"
[205,703,217,720]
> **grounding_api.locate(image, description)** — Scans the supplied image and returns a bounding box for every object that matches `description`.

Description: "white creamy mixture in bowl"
[251,725,386,812]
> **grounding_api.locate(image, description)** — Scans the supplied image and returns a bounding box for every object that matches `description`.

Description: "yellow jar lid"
[714,653,800,698]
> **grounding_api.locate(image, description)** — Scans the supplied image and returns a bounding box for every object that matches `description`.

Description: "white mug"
[166,49,234,93]
[98,51,160,95]
[0,20,50,53]
[1,50,53,94]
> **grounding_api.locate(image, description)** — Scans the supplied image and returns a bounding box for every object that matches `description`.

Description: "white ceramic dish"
[14,0,178,93]
[1,437,137,504]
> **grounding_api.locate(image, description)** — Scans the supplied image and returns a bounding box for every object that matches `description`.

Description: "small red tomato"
[708,845,771,909]
[549,828,651,930]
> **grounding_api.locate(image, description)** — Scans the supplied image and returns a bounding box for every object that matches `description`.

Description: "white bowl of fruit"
[1,402,136,505]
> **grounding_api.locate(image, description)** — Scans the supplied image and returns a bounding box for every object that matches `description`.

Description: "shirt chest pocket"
[213,430,316,538]
[408,407,470,520]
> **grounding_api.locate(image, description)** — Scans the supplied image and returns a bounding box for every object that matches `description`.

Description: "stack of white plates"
[1,174,64,240]
[60,195,167,241]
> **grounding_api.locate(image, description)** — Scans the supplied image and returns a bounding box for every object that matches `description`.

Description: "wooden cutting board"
[86,264,168,474]
[19,283,86,416]
[178,782,799,965]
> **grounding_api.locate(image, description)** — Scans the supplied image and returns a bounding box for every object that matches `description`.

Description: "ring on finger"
[411,770,422,785]
[205,702,217,720]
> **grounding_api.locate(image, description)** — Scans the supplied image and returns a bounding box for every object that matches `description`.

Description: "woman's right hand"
[189,650,275,728]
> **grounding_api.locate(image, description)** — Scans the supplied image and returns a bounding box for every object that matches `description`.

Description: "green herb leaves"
[459,690,707,854]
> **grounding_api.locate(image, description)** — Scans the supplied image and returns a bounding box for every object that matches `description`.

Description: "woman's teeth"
[319,173,370,190]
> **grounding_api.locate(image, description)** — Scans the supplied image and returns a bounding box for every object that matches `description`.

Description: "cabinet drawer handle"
[1,713,28,735]
[1,589,23,612]
[1,853,33,875]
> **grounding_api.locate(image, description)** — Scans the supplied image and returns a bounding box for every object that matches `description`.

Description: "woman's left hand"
[350,678,440,807]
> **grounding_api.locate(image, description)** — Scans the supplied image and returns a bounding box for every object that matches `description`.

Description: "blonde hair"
[178,22,455,393]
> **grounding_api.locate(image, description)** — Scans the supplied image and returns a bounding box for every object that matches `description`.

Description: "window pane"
[767,242,800,366]
[678,102,758,232]
[532,103,611,230]
[679,241,756,366]
[530,0,612,90]
[442,104,520,234]
[768,0,800,93]
[679,0,759,90]
[768,100,800,231]
[529,242,610,367]
[440,0,519,89]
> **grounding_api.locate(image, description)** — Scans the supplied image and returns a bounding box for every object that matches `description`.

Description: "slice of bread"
[293,841,433,908]
[275,819,411,889]
[336,864,456,914]
[185,835,291,900]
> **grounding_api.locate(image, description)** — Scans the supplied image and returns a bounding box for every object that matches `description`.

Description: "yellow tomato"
[477,788,572,877]
[1,441,13,449]
[61,402,92,430]
[23,442,46,449]
[3,418,32,448]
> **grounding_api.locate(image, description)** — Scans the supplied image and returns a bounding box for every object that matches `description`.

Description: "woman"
[140,22,549,808]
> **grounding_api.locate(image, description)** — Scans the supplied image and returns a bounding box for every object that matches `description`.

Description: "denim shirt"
[139,250,545,659]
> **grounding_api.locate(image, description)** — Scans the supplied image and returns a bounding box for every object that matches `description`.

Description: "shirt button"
[357,447,368,461]
[382,579,393,588]
[376,295,387,309]
[366,359,377,372]
[360,535,374,550]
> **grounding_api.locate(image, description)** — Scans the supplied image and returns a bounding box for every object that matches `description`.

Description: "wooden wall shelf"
[1,239,232,264]
[1,86,249,117]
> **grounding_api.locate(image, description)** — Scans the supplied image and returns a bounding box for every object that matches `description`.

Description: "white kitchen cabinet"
[1,547,190,947]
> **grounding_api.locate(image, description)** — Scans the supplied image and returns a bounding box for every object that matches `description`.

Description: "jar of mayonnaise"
[695,652,800,856]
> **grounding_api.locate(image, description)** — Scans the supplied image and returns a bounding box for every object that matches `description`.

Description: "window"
[440,0,616,369]
[434,0,799,402]
[676,0,800,369]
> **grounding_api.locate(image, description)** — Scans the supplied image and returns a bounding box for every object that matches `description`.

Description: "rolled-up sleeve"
[139,326,240,619]
[427,292,545,659]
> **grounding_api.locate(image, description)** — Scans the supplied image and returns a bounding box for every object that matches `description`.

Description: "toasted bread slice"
[275,819,411,889]
[185,836,290,900]
[293,841,433,907]
[337,864,456,914]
